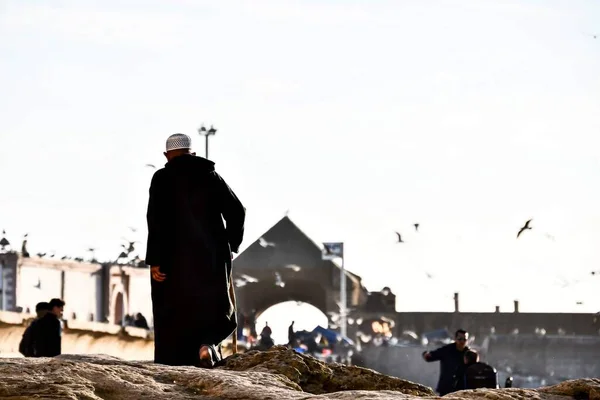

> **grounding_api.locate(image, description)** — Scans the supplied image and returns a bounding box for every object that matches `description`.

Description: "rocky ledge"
[0,346,597,399]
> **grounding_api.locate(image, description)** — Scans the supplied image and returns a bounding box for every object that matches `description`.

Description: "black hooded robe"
[145,154,245,366]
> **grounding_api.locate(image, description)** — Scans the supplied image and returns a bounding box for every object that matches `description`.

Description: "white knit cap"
[166,133,192,152]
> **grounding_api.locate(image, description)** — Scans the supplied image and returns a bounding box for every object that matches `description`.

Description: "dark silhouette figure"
[288,321,296,346]
[146,134,245,368]
[134,313,150,329]
[422,329,470,395]
[414,223,419,232]
[259,322,274,349]
[457,350,499,390]
[19,302,51,357]
[517,219,532,238]
[395,232,404,243]
[32,298,65,357]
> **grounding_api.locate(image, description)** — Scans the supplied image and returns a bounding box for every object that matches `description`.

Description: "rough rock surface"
[0,347,597,399]
[219,346,433,396]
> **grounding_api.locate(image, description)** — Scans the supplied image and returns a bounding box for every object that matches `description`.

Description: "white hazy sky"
[1,0,599,315]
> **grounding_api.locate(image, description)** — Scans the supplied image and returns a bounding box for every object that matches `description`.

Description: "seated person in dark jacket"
[459,349,499,389]
[422,329,470,395]
[32,298,65,357]
[19,302,51,357]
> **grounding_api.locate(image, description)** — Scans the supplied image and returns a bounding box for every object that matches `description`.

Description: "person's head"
[48,298,65,318]
[265,321,269,326]
[35,302,50,318]
[454,329,469,350]
[292,321,295,325]
[164,133,195,162]
[136,313,143,319]
[464,349,479,365]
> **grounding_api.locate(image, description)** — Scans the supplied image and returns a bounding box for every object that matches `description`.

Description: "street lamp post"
[322,242,347,338]
[198,125,217,159]
[339,243,347,339]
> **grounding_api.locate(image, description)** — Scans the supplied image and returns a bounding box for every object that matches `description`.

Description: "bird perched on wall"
[517,219,533,238]
[395,232,404,243]
[87,248,97,262]
[21,234,30,258]
[0,230,10,250]
[122,241,136,255]
[116,251,129,262]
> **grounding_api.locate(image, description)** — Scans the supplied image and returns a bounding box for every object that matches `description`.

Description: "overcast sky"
[1,0,599,315]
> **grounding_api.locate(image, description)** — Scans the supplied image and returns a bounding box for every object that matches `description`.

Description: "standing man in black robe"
[146,133,245,367]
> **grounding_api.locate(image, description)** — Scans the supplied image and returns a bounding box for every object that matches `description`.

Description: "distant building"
[0,250,152,327]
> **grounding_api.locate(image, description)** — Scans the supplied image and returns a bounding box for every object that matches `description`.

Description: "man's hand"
[151,266,166,282]
[422,351,432,361]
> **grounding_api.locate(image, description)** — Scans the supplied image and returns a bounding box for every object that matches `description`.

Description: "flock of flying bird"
[247,218,538,289]
[393,219,534,244]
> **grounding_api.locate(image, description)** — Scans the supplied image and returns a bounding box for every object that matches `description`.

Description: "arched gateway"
[232,217,376,333]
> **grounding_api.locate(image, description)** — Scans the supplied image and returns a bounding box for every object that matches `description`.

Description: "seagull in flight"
[240,274,259,283]
[234,278,248,288]
[395,232,404,243]
[275,272,285,288]
[284,264,301,272]
[258,237,275,248]
[145,164,156,169]
[517,219,533,238]
[425,272,433,279]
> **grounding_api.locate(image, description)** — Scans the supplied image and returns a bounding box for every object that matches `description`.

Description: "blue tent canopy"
[312,325,355,346]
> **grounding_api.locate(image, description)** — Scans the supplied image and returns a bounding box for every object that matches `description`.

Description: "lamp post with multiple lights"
[198,125,217,159]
